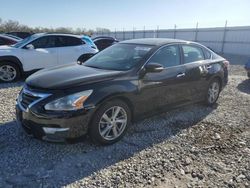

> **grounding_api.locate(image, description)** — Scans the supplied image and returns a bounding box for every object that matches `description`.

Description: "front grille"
[18,88,51,111]
[20,91,41,110]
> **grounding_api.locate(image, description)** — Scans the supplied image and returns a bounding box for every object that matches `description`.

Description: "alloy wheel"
[208,81,220,104]
[0,65,17,81]
[98,106,128,141]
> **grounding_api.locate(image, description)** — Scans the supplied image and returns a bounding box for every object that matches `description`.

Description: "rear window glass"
[57,36,83,47]
[182,45,204,63]
[203,48,212,59]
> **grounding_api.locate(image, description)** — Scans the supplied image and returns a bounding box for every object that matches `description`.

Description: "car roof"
[33,33,83,38]
[2,34,22,40]
[0,34,19,41]
[120,38,190,46]
[92,36,118,40]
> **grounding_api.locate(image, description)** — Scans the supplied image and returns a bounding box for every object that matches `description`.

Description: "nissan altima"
[16,38,229,144]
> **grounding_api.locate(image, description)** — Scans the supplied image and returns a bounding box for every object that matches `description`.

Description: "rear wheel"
[0,62,21,82]
[205,79,221,106]
[89,100,131,145]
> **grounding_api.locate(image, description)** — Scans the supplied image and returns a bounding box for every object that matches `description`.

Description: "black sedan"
[92,36,118,51]
[16,38,229,144]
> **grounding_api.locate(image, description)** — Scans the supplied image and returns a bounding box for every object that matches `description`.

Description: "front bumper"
[16,104,94,142]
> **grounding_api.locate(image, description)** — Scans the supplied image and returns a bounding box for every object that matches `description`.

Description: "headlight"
[44,90,93,111]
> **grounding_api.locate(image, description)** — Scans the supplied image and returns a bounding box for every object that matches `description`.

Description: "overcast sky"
[0,0,250,31]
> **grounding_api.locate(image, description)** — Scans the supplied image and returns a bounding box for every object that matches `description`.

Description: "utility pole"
[143,26,146,38]
[194,22,199,41]
[123,28,125,40]
[173,24,177,39]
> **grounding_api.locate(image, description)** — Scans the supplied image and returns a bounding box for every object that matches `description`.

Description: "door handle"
[176,73,185,78]
[206,65,212,69]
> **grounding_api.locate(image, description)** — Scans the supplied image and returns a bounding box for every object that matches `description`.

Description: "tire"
[0,62,21,82]
[247,72,250,78]
[205,78,221,106]
[89,99,131,145]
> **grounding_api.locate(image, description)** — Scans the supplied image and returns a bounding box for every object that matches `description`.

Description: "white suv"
[0,33,98,82]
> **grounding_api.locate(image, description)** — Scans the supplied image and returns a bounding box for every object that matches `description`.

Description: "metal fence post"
[133,27,135,39]
[123,28,125,40]
[156,26,159,38]
[221,20,228,54]
[143,26,145,38]
[194,22,198,41]
[173,24,177,39]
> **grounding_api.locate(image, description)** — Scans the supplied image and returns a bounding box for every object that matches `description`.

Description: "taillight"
[223,60,230,69]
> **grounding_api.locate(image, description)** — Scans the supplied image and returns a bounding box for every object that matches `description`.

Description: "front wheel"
[205,79,221,106]
[89,100,131,145]
[0,62,21,82]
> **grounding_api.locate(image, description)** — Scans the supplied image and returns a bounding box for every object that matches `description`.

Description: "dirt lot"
[0,65,249,188]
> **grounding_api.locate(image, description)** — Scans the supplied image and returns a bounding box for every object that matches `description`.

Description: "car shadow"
[237,79,250,94]
[0,103,216,187]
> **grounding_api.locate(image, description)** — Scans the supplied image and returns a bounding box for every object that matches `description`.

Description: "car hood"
[0,45,13,49]
[26,64,123,90]
[0,45,18,55]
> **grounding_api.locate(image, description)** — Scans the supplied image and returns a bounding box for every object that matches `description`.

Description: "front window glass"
[84,43,153,71]
[29,36,56,48]
[13,34,39,48]
[203,48,212,59]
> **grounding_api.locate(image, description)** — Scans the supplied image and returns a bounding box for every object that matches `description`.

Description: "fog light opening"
[42,127,69,134]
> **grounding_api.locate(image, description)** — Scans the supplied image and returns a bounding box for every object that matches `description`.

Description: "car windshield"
[84,43,153,71]
[12,34,39,48]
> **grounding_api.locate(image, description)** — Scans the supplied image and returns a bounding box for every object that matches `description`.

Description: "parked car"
[5,32,33,39]
[81,35,98,50]
[245,60,250,78]
[0,33,98,82]
[92,36,118,51]
[16,38,229,144]
[2,34,22,41]
[0,34,21,46]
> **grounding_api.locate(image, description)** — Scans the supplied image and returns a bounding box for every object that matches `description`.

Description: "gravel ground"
[0,65,249,188]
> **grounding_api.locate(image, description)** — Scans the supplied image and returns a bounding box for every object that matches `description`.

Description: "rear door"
[181,44,208,101]
[56,36,85,65]
[20,36,58,71]
[138,44,189,114]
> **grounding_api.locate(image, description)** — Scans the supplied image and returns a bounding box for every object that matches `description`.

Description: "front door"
[137,44,189,115]
[20,36,58,71]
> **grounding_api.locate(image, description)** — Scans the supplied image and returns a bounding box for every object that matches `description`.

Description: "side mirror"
[145,63,164,73]
[25,44,34,50]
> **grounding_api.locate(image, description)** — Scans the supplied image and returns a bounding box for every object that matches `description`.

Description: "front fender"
[0,55,23,72]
